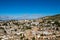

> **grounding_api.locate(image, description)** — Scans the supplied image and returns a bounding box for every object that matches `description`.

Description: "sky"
[0,0,60,18]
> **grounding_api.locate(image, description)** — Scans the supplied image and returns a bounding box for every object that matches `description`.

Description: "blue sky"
[0,0,60,18]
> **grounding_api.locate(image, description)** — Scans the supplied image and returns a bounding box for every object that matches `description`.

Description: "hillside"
[42,14,60,21]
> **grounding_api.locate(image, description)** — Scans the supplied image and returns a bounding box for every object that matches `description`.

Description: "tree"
[3,23,7,26]
[32,37,35,40]
[20,35,25,40]
[0,38,2,40]
[56,27,59,31]
[47,21,51,23]
[25,38,28,40]
[54,21,60,27]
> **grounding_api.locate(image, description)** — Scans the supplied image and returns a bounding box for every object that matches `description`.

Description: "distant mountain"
[0,14,60,21]
[0,16,14,21]
[0,16,31,21]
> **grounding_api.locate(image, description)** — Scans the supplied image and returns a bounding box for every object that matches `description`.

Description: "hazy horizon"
[0,0,60,18]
